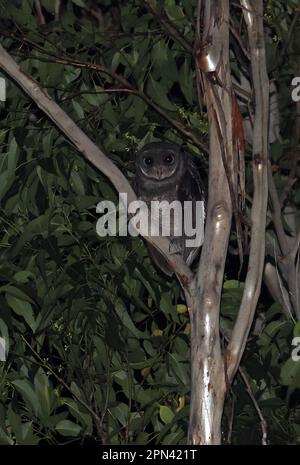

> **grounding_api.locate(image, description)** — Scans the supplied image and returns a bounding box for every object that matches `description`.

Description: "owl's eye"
[144,157,153,166]
[164,154,174,164]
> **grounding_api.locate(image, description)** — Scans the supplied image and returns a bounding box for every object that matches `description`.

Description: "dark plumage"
[134,141,206,275]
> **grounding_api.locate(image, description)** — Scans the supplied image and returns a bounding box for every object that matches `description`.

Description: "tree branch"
[0,43,194,288]
[1,33,208,155]
[238,366,268,445]
[267,161,300,319]
[34,0,46,26]
[227,0,269,382]
[142,0,193,53]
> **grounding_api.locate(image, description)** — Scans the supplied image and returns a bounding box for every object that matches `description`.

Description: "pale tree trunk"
[187,0,233,444]
[187,0,269,444]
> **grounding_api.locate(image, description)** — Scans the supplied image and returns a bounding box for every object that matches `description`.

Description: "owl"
[134,141,206,275]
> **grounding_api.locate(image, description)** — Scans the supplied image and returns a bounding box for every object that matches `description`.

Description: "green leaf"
[114,301,144,338]
[12,380,38,417]
[110,403,129,426]
[0,426,13,445]
[7,405,23,443]
[176,304,187,314]
[63,399,92,434]
[179,59,193,104]
[71,0,86,7]
[159,406,175,424]
[2,286,35,303]
[164,0,185,22]
[34,369,52,420]
[55,420,81,437]
[6,294,36,332]
[147,75,176,112]
[281,359,300,388]
[0,137,18,200]
[72,100,85,121]
[294,321,300,338]
[13,271,35,284]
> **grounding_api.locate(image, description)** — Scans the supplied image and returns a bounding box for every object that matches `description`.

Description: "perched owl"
[134,141,206,275]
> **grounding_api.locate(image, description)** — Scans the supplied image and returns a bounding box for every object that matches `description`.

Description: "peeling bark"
[188,0,233,444]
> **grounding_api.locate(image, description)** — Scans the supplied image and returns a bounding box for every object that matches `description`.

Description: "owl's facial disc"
[139,150,179,180]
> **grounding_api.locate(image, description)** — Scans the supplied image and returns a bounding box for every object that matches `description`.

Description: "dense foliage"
[0,0,299,445]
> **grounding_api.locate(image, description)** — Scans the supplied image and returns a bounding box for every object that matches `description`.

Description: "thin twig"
[54,0,61,22]
[21,335,102,424]
[34,0,46,25]
[238,366,268,445]
[142,0,193,53]
[2,33,209,155]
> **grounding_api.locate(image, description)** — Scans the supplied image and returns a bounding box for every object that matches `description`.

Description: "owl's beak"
[155,167,163,179]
